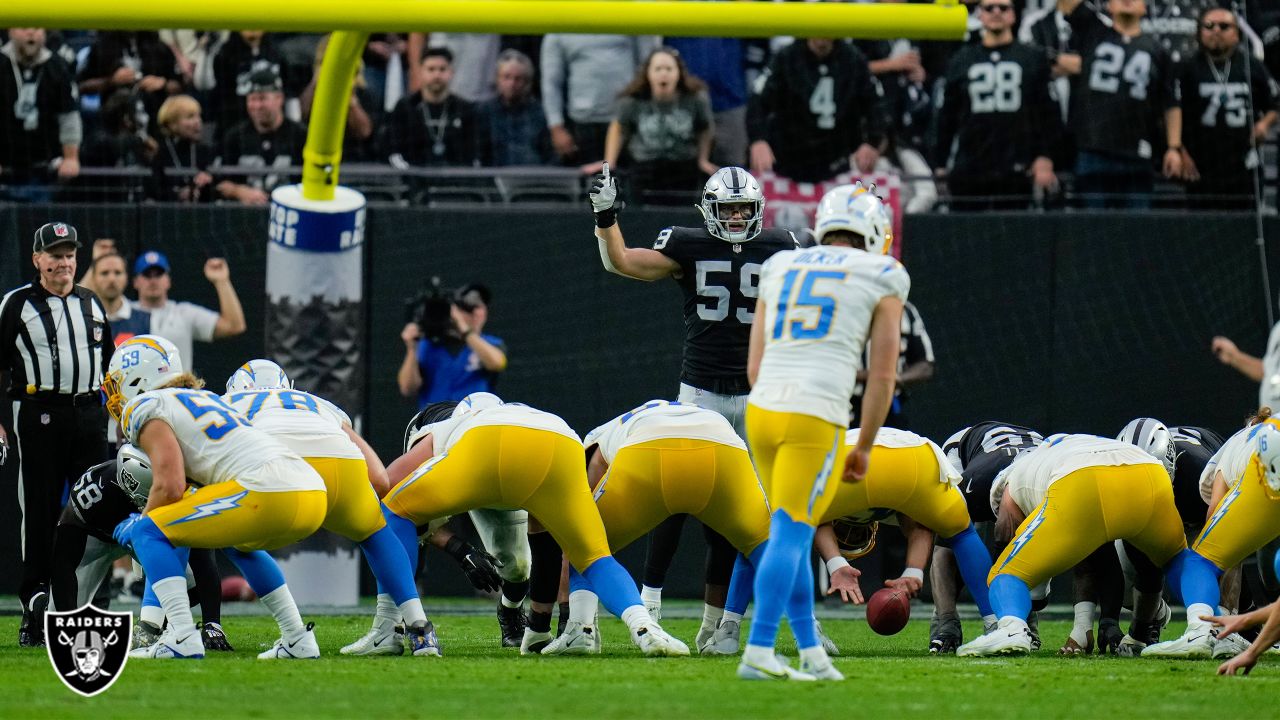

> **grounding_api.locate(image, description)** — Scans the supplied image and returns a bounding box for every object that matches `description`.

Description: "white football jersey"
[584,400,746,463]
[844,426,960,485]
[426,403,580,454]
[1200,424,1256,503]
[750,246,910,427]
[1003,434,1160,513]
[223,388,362,460]
[121,388,323,492]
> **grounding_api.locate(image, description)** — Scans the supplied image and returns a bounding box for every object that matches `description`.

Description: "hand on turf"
[1202,612,1252,638]
[826,565,864,604]
[113,512,141,548]
[1096,620,1123,655]
[460,547,504,593]
[884,575,923,597]
[1218,649,1258,676]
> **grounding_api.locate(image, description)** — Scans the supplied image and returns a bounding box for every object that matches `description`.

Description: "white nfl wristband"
[900,567,925,582]
[825,556,851,575]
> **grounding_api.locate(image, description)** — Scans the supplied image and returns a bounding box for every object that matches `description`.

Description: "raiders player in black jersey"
[929,421,1044,654]
[932,0,1063,210]
[1061,0,1183,209]
[589,163,796,651]
[50,445,233,651]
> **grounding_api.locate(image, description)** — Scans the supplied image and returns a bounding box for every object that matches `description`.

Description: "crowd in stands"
[1,0,1279,210]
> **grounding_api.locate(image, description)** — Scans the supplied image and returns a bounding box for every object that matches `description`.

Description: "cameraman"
[397,282,508,408]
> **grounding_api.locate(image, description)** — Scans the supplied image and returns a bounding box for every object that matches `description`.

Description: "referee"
[0,222,113,647]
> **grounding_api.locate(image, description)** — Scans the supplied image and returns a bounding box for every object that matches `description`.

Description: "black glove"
[444,535,503,593]
[1096,618,1123,655]
[588,162,625,228]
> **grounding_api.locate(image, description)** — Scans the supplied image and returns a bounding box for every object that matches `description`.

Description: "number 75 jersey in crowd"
[750,245,910,427]
[120,388,323,492]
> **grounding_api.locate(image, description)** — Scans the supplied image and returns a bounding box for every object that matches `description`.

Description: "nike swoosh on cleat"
[746,663,788,679]
[373,637,388,647]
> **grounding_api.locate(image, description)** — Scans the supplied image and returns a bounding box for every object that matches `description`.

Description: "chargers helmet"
[1117,418,1177,479]
[698,167,765,243]
[1256,420,1280,497]
[814,182,893,254]
[226,359,293,393]
[115,443,154,508]
[103,335,183,421]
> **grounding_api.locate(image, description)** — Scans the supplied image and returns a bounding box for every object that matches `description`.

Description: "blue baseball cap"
[135,251,171,275]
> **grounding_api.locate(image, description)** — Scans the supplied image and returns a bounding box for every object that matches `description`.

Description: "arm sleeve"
[540,36,567,127]
[51,522,90,612]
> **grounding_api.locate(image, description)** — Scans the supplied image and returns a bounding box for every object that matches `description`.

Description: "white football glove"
[588,162,624,227]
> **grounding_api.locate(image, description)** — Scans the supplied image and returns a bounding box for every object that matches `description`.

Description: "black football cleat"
[498,603,527,648]
[19,591,48,647]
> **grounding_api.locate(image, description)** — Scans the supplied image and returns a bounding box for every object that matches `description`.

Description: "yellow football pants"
[304,456,386,542]
[384,426,612,571]
[595,438,771,556]
[990,464,1186,587]
[1193,456,1280,569]
[746,405,845,526]
[820,443,971,538]
[150,480,327,552]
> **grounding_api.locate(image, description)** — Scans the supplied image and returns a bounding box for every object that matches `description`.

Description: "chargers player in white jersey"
[104,336,327,660]
[739,183,909,680]
[223,359,437,656]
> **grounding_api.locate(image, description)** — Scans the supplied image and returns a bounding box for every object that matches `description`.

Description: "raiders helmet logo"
[45,604,131,697]
[53,223,70,238]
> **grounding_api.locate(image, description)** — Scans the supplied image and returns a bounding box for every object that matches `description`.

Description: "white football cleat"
[1115,633,1148,657]
[632,622,690,657]
[798,656,844,681]
[519,627,554,656]
[1211,632,1252,659]
[541,622,601,656]
[695,623,716,653]
[700,619,741,656]
[737,653,816,681]
[340,624,405,656]
[259,623,320,659]
[131,625,204,659]
[815,620,841,656]
[1141,628,1213,659]
[957,623,1032,657]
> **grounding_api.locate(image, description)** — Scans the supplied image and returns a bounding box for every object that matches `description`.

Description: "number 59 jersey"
[121,387,324,493]
[750,246,910,427]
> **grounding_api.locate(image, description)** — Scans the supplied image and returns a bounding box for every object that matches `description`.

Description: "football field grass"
[3,609,1279,719]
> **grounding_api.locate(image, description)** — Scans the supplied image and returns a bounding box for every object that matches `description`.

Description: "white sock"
[373,593,400,630]
[981,613,997,628]
[621,605,651,633]
[641,585,662,605]
[1070,602,1096,645]
[399,598,427,627]
[798,645,830,668]
[500,593,523,610]
[139,604,166,627]
[151,576,197,637]
[723,610,744,624]
[742,644,774,665]
[1186,603,1214,632]
[568,589,599,625]
[701,604,724,631]
[997,615,1028,631]
[260,585,307,640]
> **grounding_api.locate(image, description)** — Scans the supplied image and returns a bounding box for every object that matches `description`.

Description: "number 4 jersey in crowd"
[653,225,797,395]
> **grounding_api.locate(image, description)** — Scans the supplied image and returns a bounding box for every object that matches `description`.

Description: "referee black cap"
[33,222,81,253]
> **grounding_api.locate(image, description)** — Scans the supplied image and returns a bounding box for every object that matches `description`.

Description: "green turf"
[4,612,1279,719]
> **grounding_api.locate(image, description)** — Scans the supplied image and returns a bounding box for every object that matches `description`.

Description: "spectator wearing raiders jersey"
[215,67,306,205]
[0,28,81,201]
[849,300,934,430]
[76,32,182,139]
[932,0,1063,210]
[0,223,114,647]
[1059,0,1183,209]
[205,31,287,141]
[747,38,891,183]
[589,165,796,637]
[1179,7,1279,210]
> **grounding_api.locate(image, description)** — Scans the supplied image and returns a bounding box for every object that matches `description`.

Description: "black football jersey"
[217,119,307,191]
[654,226,797,393]
[58,460,137,544]
[1179,51,1280,181]
[1169,425,1225,526]
[1067,3,1178,160]
[932,41,1061,178]
[943,421,1044,523]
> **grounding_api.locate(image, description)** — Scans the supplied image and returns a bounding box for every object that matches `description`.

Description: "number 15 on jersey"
[771,269,846,340]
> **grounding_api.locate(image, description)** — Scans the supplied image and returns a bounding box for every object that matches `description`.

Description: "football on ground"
[866,587,911,635]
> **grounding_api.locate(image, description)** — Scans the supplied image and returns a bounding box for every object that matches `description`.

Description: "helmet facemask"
[698,167,765,243]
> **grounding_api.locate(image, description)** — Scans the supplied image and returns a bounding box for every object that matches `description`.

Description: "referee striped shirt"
[0,282,114,397]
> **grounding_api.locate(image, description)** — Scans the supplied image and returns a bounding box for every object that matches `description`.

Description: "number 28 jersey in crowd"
[120,387,324,492]
[654,226,797,395]
[750,245,911,428]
